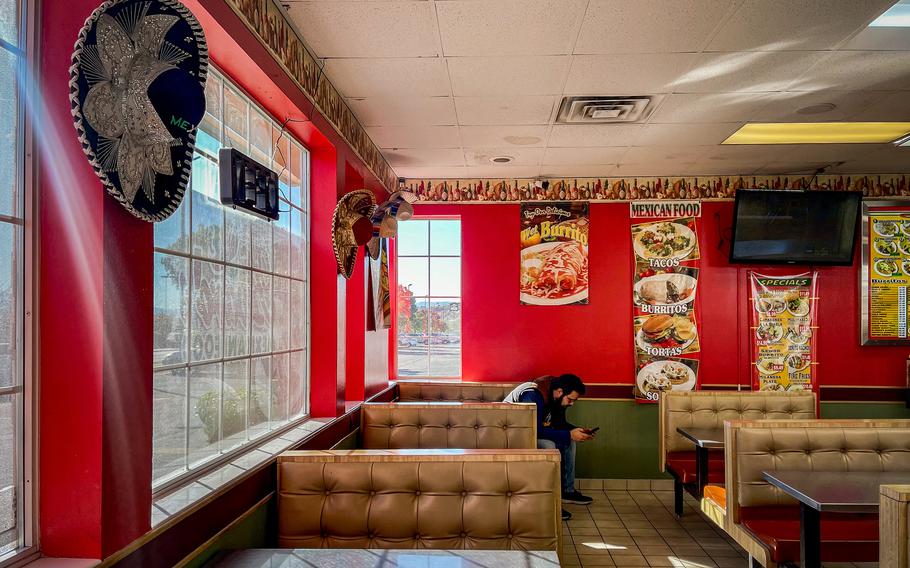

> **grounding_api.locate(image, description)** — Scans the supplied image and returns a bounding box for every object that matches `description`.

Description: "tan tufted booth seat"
[277,449,561,555]
[880,484,910,568]
[721,419,910,568]
[396,381,519,403]
[658,390,816,517]
[360,403,536,449]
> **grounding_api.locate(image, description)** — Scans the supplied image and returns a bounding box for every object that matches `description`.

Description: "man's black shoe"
[561,508,572,521]
[562,491,594,505]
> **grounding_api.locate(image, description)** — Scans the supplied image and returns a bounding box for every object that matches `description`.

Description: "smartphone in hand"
[585,427,600,434]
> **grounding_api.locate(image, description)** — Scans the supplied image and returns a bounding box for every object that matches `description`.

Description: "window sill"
[151,416,334,527]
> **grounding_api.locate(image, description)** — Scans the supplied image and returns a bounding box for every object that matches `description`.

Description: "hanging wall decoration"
[70,0,208,222]
[630,201,702,402]
[332,190,377,279]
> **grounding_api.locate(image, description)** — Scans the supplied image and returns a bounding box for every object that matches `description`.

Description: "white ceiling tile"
[542,147,628,165]
[437,0,588,56]
[540,165,620,178]
[463,165,544,178]
[685,161,764,175]
[285,2,440,58]
[549,124,643,147]
[622,145,711,163]
[575,0,737,54]
[635,123,742,146]
[459,125,550,148]
[649,93,775,123]
[455,96,557,125]
[706,0,895,52]
[700,145,784,162]
[448,56,571,96]
[395,166,470,179]
[347,97,457,127]
[754,161,847,175]
[752,143,885,163]
[383,148,466,167]
[750,91,891,122]
[565,54,700,95]
[324,58,451,98]
[672,51,826,93]
[826,148,910,173]
[366,126,461,149]
[842,27,910,51]
[616,162,696,177]
[851,91,910,121]
[788,51,910,92]
[464,148,546,166]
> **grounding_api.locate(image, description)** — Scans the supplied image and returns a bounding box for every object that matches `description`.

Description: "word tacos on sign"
[520,202,589,306]
[749,272,818,392]
[631,210,702,402]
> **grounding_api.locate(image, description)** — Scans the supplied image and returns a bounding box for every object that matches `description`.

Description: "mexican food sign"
[520,202,589,306]
[631,203,701,402]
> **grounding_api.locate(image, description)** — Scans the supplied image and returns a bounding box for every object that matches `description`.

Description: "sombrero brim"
[332,189,377,278]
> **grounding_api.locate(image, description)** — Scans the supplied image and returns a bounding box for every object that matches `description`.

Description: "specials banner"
[631,205,701,402]
[749,272,818,391]
[520,202,589,306]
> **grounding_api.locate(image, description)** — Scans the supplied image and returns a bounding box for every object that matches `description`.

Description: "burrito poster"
[631,212,701,402]
[520,202,589,305]
[749,272,818,392]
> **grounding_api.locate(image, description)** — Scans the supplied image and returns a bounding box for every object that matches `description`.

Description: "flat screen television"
[729,190,861,265]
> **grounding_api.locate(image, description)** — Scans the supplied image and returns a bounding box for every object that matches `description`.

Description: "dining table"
[211,548,562,567]
[675,426,724,498]
[762,469,910,568]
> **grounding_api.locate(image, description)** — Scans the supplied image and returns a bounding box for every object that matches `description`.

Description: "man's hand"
[570,427,593,442]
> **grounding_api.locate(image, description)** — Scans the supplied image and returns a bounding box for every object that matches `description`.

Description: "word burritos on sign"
[630,201,702,219]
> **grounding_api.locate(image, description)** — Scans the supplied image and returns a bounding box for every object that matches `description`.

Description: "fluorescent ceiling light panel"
[723,123,910,144]
[870,0,910,26]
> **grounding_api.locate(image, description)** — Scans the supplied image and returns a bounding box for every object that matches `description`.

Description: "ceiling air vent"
[556,96,662,124]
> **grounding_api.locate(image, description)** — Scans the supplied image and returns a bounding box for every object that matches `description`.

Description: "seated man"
[503,374,595,520]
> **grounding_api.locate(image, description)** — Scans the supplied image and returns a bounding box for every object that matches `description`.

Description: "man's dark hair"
[551,374,585,396]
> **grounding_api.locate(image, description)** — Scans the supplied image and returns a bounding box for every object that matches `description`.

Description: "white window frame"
[395,217,462,379]
[0,0,37,565]
[151,67,311,495]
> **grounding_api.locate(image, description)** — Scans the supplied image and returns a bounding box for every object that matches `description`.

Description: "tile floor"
[560,489,879,568]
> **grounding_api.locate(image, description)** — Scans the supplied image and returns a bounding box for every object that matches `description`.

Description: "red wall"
[409,202,908,389]
[36,0,391,558]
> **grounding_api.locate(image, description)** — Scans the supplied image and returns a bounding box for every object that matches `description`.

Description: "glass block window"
[152,68,309,489]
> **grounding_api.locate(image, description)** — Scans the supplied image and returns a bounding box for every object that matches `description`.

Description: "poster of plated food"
[749,272,817,391]
[861,204,910,344]
[631,211,701,402]
[520,202,589,305]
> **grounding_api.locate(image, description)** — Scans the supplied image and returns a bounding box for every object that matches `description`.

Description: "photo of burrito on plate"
[634,271,698,307]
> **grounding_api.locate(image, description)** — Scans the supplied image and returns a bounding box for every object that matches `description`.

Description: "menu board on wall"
[749,272,818,391]
[520,202,589,306]
[630,202,702,402]
[861,202,910,345]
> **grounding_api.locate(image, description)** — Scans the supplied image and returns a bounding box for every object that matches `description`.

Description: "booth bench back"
[725,419,910,520]
[397,381,519,403]
[361,403,536,449]
[277,450,561,552]
[659,390,816,470]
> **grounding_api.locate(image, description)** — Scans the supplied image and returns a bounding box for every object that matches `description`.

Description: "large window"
[153,69,310,489]
[396,219,461,377]
[0,0,26,559]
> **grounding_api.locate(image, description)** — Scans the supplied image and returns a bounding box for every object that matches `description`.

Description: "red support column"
[38,0,153,557]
